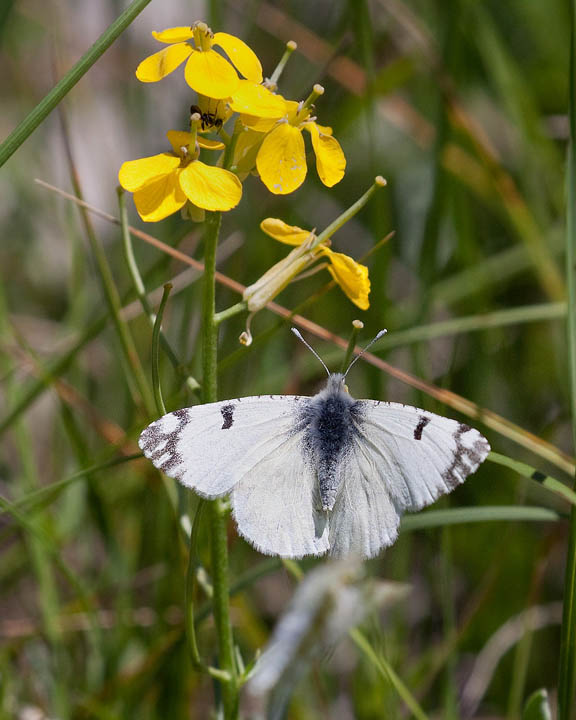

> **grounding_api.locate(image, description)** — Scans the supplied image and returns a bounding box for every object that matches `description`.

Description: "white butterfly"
[139,330,490,559]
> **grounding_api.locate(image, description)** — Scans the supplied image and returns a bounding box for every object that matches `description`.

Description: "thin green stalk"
[340,320,365,373]
[118,188,200,395]
[0,0,152,167]
[350,628,429,720]
[152,285,172,417]
[214,301,247,326]
[559,3,576,717]
[185,499,208,670]
[379,302,565,351]
[201,211,238,717]
[316,176,386,244]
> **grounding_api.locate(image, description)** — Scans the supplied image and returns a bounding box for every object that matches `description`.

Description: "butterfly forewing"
[138,396,308,499]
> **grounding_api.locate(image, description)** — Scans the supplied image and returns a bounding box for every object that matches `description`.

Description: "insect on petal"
[229,80,287,118]
[213,32,263,83]
[260,218,313,246]
[256,124,307,195]
[135,43,192,82]
[118,153,181,192]
[305,122,346,187]
[178,161,242,211]
[132,170,187,222]
[184,49,240,99]
[321,247,370,310]
[151,27,195,44]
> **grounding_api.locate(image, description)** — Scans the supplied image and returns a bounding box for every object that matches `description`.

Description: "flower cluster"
[120,20,385,313]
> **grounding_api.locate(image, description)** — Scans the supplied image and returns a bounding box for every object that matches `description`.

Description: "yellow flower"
[118,130,242,222]
[257,218,370,310]
[135,22,262,100]
[253,87,346,195]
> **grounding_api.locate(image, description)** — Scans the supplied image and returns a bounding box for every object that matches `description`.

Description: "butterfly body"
[139,375,490,559]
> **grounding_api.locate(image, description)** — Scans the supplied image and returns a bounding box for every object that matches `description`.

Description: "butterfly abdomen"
[301,380,361,511]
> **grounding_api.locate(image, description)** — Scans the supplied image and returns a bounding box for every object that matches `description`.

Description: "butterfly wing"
[139,396,303,497]
[231,429,330,558]
[139,396,329,558]
[328,401,490,558]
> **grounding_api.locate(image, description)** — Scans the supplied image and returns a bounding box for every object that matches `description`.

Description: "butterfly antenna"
[344,329,387,377]
[291,328,331,377]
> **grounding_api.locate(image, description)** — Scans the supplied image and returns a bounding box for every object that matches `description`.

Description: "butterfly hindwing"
[232,431,330,558]
[328,401,490,558]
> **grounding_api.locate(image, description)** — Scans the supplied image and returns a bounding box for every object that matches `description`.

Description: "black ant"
[190,105,223,132]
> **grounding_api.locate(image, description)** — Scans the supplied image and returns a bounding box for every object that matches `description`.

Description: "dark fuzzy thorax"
[300,374,361,511]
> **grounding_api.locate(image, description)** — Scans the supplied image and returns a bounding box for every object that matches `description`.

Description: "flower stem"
[268,40,297,88]
[201,211,238,718]
[151,284,171,417]
[315,176,387,246]
[558,3,576,717]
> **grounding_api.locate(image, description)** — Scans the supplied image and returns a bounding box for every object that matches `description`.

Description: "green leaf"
[522,688,552,720]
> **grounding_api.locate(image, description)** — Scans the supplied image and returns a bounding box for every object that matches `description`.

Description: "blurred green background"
[0,0,573,717]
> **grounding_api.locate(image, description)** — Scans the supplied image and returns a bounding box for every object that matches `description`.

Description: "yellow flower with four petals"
[118,130,242,222]
[136,22,262,99]
[239,86,346,195]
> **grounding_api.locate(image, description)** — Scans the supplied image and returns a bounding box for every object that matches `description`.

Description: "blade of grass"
[0,453,141,517]
[489,452,576,508]
[118,188,200,395]
[379,303,565,351]
[350,628,429,720]
[151,284,171,417]
[400,506,562,532]
[558,2,576,716]
[0,0,153,166]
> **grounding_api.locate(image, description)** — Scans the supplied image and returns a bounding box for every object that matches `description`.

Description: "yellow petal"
[135,43,192,82]
[197,137,225,150]
[132,170,187,222]
[321,248,370,310]
[239,115,278,133]
[256,124,306,195]
[178,161,242,211]
[166,130,192,155]
[260,218,313,246]
[233,128,265,175]
[315,123,333,136]
[213,32,263,83]
[184,49,239,99]
[229,81,287,118]
[306,123,346,187]
[151,27,194,43]
[285,100,301,123]
[167,130,224,153]
[118,153,180,192]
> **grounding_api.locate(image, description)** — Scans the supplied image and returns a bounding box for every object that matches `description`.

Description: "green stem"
[214,301,247,326]
[315,176,387,245]
[559,3,576,717]
[118,187,201,395]
[152,285,172,417]
[201,211,238,718]
[0,0,153,167]
[340,320,365,373]
[268,40,297,87]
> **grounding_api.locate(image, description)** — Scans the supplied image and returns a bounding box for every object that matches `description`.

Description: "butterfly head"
[325,373,348,395]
